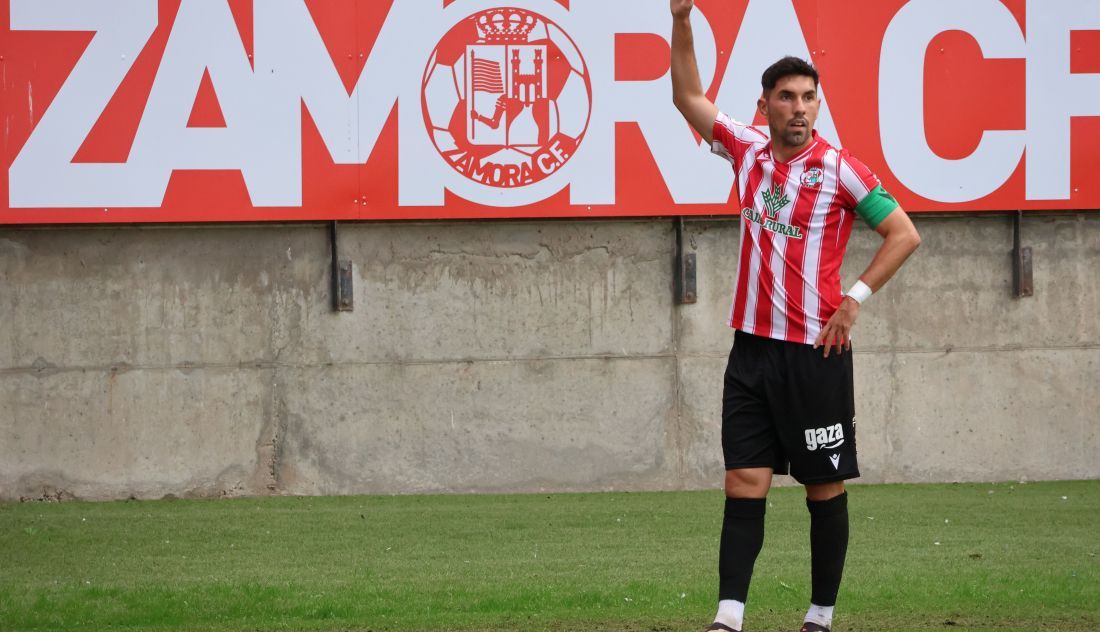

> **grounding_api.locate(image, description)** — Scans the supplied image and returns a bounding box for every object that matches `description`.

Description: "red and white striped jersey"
[711,111,895,345]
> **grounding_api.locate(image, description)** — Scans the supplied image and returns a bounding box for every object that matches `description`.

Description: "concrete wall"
[1,214,1097,501]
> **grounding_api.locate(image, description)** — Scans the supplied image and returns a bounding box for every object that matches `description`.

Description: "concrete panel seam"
[858,343,1100,355]
[670,256,686,488]
[5,345,1097,376]
[675,343,1100,358]
[0,354,685,374]
[251,368,289,494]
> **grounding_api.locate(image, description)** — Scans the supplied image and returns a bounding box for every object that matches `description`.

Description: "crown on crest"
[474,8,538,43]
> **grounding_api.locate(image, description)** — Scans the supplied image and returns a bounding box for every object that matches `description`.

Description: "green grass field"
[1,480,1097,631]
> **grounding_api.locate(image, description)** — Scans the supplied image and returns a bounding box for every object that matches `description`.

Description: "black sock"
[718,497,767,602]
[807,491,849,607]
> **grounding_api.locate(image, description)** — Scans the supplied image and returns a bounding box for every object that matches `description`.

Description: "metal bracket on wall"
[330,221,354,311]
[674,217,697,304]
[1011,210,1033,299]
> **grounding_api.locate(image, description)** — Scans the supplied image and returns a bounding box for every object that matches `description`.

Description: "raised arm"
[671,0,718,144]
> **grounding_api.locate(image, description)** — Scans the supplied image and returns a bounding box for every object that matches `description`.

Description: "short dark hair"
[761,56,819,92]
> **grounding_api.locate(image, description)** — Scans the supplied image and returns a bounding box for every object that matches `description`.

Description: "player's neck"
[771,136,814,163]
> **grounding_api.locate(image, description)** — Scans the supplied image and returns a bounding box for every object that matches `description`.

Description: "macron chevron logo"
[829,454,841,470]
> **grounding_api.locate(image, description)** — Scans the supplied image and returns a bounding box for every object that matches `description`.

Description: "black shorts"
[721,329,859,484]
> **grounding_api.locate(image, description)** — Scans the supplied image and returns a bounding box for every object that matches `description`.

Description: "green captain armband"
[854,185,899,229]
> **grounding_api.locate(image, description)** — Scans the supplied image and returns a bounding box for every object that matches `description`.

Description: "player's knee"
[805,481,845,501]
[724,469,770,499]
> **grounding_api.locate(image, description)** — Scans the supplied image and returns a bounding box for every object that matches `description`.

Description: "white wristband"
[845,280,872,304]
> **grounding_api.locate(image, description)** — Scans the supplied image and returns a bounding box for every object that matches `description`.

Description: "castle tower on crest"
[511,48,543,104]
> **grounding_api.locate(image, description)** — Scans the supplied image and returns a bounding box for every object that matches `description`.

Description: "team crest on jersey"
[421,8,593,188]
[801,167,824,188]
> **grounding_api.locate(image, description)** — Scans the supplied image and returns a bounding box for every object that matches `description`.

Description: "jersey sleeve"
[836,150,899,229]
[711,111,768,170]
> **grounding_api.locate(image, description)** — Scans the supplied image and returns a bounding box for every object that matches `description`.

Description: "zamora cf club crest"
[421,8,592,188]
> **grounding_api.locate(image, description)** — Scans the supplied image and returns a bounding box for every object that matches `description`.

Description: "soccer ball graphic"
[421,7,592,188]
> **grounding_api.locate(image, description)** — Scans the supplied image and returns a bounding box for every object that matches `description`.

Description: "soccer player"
[669,2,921,631]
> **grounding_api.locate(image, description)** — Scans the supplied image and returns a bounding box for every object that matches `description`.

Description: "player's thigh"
[768,343,859,485]
[721,339,784,472]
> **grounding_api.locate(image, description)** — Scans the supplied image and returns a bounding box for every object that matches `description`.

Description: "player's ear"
[757,95,767,118]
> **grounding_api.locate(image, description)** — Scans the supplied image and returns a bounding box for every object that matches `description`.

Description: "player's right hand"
[670,0,694,19]
[814,297,859,358]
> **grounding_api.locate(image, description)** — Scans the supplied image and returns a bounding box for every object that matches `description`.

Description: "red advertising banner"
[2,0,1099,224]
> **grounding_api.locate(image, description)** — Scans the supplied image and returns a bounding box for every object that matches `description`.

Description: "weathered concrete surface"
[1,214,1097,500]
[315,223,674,363]
[0,367,270,500]
[274,358,677,496]
[881,349,1096,483]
